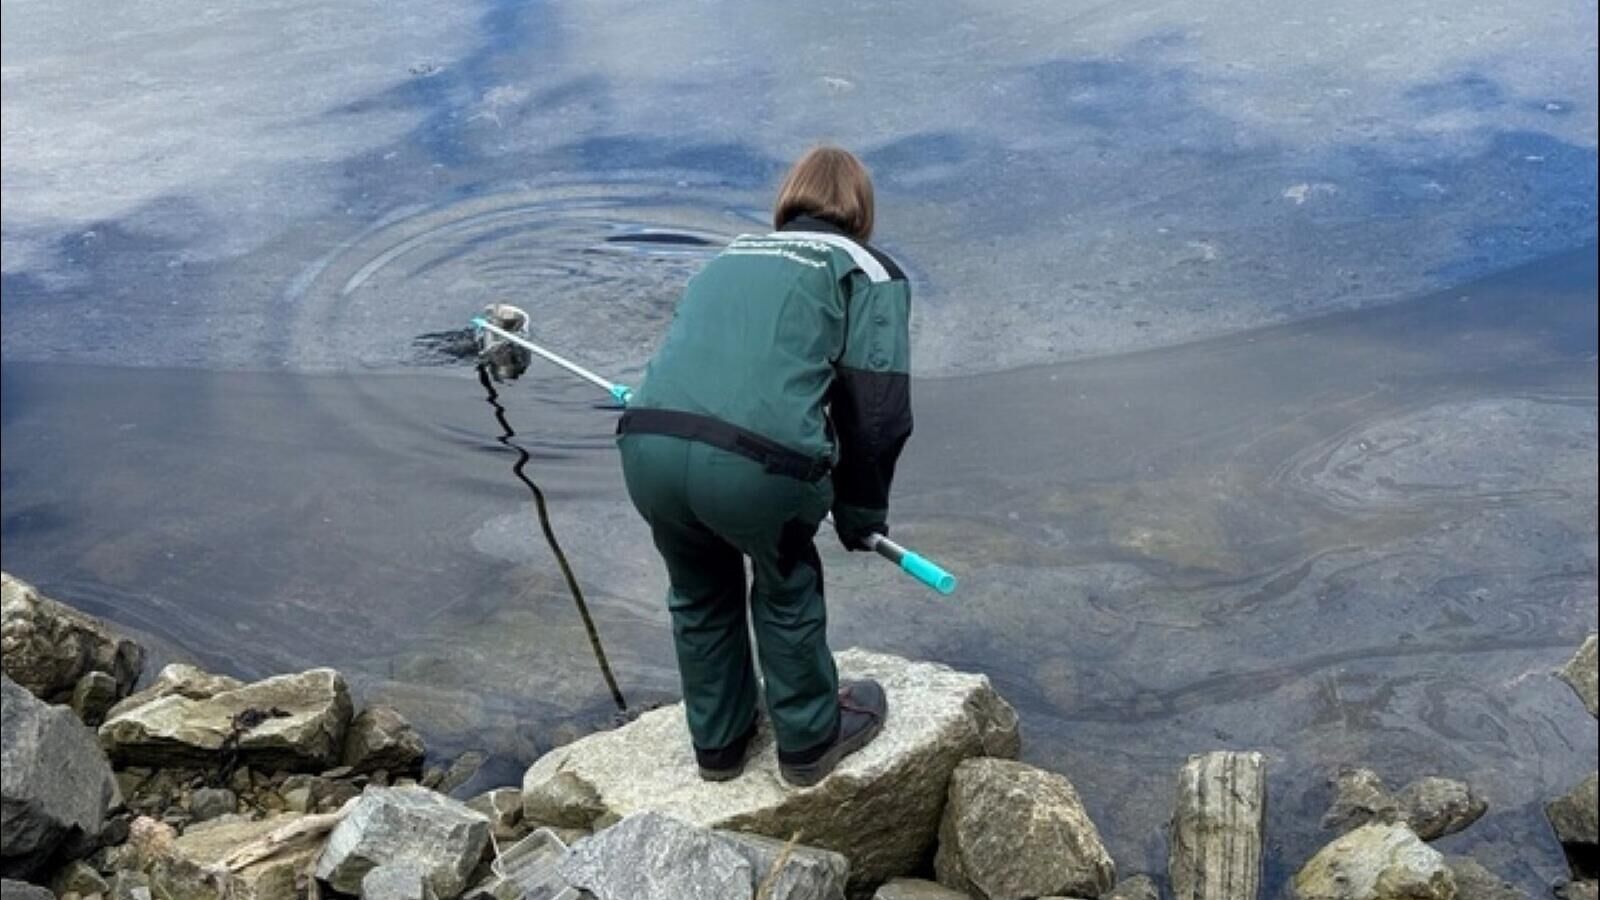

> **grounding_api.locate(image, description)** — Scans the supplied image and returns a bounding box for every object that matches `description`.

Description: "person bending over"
[617,146,913,786]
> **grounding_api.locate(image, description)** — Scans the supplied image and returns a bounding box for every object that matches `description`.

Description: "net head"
[477,302,533,380]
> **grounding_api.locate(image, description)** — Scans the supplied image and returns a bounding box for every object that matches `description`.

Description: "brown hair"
[773,147,875,242]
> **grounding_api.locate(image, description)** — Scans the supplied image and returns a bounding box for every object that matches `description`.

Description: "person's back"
[617,147,912,786]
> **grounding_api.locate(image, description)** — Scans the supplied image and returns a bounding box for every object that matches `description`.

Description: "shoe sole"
[698,762,745,782]
[778,715,885,788]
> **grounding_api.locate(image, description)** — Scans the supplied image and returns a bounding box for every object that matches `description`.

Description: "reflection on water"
[1,247,1595,893]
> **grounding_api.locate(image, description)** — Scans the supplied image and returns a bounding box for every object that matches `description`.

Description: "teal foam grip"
[610,384,634,406]
[900,550,958,595]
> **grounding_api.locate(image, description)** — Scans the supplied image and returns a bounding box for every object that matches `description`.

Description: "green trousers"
[618,434,840,754]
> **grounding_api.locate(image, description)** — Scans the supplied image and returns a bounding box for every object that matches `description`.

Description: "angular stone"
[1443,856,1526,900]
[1,674,121,879]
[464,790,523,841]
[154,813,319,900]
[1322,768,1399,833]
[523,649,1019,890]
[934,758,1114,900]
[1396,778,1485,842]
[105,666,245,723]
[1104,874,1161,900]
[0,880,54,900]
[51,862,107,899]
[341,707,426,777]
[70,673,121,728]
[1,573,145,705]
[1558,635,1598,719]
[186,790,236,823]
[99,668,352,772]
[557,811,752,900]
[361,863,437,900]
[1546,772,1599,881]
[1556,882,1598,900]
[720,831,847,900]
[1169,751,1265,900]
[315,786,490,899]
[1292,823,1456,900]
[874,879,970,900]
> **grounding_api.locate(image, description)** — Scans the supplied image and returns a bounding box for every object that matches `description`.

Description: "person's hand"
[833,510,887,552]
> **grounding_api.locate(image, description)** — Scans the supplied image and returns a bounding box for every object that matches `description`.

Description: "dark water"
[3,0,1598,893]
[4,247,1596,893]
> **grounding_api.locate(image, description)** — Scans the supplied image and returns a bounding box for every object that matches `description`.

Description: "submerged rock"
[341,707,426,777]
[315,786,490,899]
[1292,822,1455,900]
[1,572,145,706]
[99,668,353,771]
[1,674,121,879]
[1559,636,1599,719]
[1546,772,1599,881]
[105,665,244,723]
[521,649,1019,890]
[1396,777,1485,842]
[1323,768,1400,833]
[1169,751,1265,900]
[1443,856,1526,900]
[934,758,1114,900]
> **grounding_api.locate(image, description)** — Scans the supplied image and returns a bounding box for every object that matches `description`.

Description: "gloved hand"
[832,504,887,552]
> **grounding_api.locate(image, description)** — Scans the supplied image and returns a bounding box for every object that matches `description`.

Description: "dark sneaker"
[695,716,760,782]
[777,679,887,788]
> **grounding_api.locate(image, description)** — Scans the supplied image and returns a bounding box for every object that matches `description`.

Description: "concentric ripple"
[287,186,759,375]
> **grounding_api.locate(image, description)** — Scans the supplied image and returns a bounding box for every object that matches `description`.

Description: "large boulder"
[1292,823,1456,900]
[315,786,490,899]
[1169,751,1266,900]
[933,758,1114,900]
[1546,772,1598,881]
[105,665,244,723]
[341,707,426,777]
[1,572,145,706]
[521,649,1019,890]
[1558,636,1598,719]
[1,674,121,879]
[99,668,352,771]
[557,811,848,900]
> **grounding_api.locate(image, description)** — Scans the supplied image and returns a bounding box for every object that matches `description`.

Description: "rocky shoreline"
[2,571,1595,900]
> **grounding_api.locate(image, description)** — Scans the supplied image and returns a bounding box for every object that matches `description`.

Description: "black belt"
[617,408,833,482]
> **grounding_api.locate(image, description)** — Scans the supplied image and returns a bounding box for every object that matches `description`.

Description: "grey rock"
[1,880,55,900]
[1443,856,1525,900]
[362,864,438,900]
[1,573,144,706]
[1556,882,1598,900]
[1396,777,1485,841]
[1104,874,1160,900]
[1558,635,1598,718]
[1322,768,1400,833]
[874,879,970,900]
[315,786,490,899]
[435,752,487,798]
[934,758,1114,900]
[341,707,426,777]
[104,665,244,724]
[557,811,752,900]
[1291,823,1455,900]
[99,668,352,771]
[186,789,236,823]
[721,830,847,900]
[51,862,108,898]
[1,674,121,879]
[523,649,1019,891]
[464,790,522,840]
[1169,751,1265,900]
[1546,772,1599,881]
[109,872,149,900]
[70,674,121,728]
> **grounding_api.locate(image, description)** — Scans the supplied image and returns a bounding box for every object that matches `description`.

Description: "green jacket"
[626,215,913,541]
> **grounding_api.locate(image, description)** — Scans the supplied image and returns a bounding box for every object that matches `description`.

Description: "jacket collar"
[777,214,851,238]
